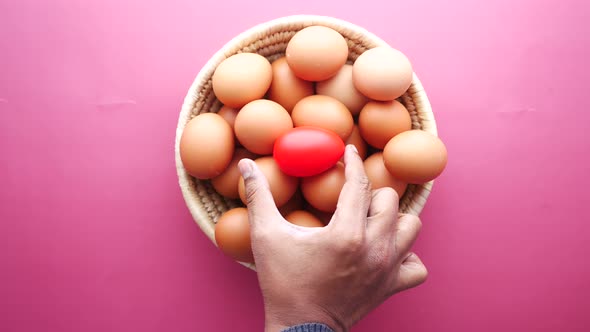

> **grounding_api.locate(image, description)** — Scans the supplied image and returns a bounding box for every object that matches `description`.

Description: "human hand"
[238,145,428,332]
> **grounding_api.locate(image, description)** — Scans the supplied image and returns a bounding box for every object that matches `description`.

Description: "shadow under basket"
[175,15,438,270]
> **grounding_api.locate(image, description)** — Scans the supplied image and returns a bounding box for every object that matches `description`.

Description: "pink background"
[1,0,589,331]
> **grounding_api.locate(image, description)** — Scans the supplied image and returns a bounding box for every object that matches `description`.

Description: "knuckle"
[244,184,259,204]
[333,233,365,256]
[375,188,397,213]
[401,213,422,233]
[385,186,400,202]
[346,233,365,251]
[245,181,267,205]
[415,264,429,284]
[377,186,397,201]
[357,174,372,193]
[411,215,423,232]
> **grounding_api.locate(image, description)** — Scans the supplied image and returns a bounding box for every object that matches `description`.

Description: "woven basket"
[175,15,438,269]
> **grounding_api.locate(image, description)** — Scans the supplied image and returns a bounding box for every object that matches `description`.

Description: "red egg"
[273,126,345,177]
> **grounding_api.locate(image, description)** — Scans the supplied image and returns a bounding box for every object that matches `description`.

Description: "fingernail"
[238,159,253,179]
[349,144,359,154]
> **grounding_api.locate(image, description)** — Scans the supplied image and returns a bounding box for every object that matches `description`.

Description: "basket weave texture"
[174,15,438,268]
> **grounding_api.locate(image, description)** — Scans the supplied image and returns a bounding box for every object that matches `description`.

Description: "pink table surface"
[1,0,589,331]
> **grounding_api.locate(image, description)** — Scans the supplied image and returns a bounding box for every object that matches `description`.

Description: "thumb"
[393,253,428,293]
[238,159,283,231]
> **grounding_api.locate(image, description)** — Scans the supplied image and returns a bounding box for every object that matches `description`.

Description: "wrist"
[266,321,340,332]
[276,322,336,332]
[264,306,346,332]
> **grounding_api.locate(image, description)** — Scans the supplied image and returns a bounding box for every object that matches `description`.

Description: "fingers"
[238,159,283,232]
[366,187,399,240]
[331,145,372,236]
[394,253,428,292]
[395,213,422,256]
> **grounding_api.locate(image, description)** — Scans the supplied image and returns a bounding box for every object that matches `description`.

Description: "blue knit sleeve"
[281,323,335,332]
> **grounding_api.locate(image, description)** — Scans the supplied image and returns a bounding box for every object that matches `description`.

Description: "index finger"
[238,159,284,233]
[330,145,372,235]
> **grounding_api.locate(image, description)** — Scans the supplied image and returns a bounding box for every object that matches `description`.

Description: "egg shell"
[291,95,354,141]
[179,113,234,179]
[212,53,272,108]
[316,64,368,116]
[238,156,299,207]
[352,46,413,101]
[217,105,240,145]
[286,26,348,81]
[217,105,239,131]
[285,210,324,228]
[273,126,345,177]
[268,57,315,113]
[358,100,412,149]
[234,99,293,155]
[211,148,258,199]
[383,130,448,184]
[214,207,253,263]
[363,152,407,197]
[301,162,346,213]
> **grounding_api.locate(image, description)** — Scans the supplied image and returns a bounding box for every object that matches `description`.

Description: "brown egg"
[303,204,333,225]
[352,46,413,101]
[217,105,240,145]
[383,130,448,184]
[234,99,293,155]
[238,157,299,207]
[279,190,304,217]
[291,95,354,141]
[211,148,257,199]
[358,100,412,149]
[217,105,239,130]
[214,207,253,263]
[364,152,407,197]
[344,125,368,160]
[285,210,324,228]
[212,53,272,108]
[179,113,234,179]
[268,57,315,113]
[301,162,345,212]
[286,26,348,81]
[316,64,368,116]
